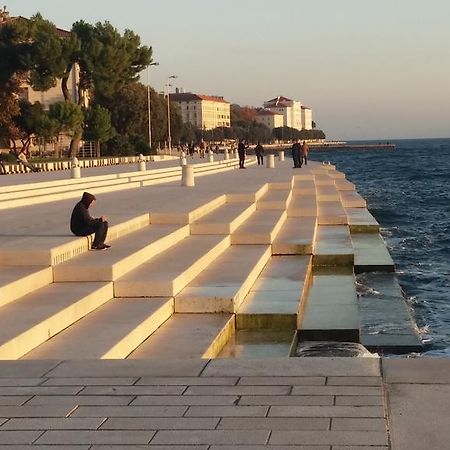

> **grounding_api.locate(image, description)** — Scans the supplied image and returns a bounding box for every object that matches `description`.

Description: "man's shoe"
[92,243,110,250]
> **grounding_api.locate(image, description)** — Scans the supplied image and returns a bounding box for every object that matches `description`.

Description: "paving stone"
[46,360,208,378]
[0,446,89,450]
[331,418,387,431]
[71,405,187,418]
[238,376,326,385]
[291,386,383,396]
[332,447,388,450]
[131,395,239,406]
[100,417,219,430]
[0,396,31,406]
[91,447,208,450]
[185,405,269,417]
[0,378,45,387]
[0,405,73,418]
[0,430,43,444]
[36,430,156,445]
[268,406,385,418]
[382,358,450,383]
[0,361,60,378]
[42,377,139,386]
[1,417,106,430]
[202,357,380,377]
[269,430,387,445]
[327,376,382,386]
[149,429,270,445]
[217,417,330,430]
[79,385,185,396]
[0,386,82,396]
[136,376,238,386]
[335,396,384,406]
[183,385,290,396]
[239,395,334,406]
[26,395,135,406]
[209,446,329,450]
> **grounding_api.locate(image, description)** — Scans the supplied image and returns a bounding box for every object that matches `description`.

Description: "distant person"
[17,151,40,172]
[238,139,249,169]
[199,139,206,158]
[0,153,7,175]
[70,192,110,250]
[189,141,195,158]
[301,140,309,166]
[291,140,302,168]
[254,142,265,166]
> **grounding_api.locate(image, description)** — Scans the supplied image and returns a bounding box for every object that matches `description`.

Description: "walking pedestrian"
[70,192,110,250]
[301,140,309,166]
[291,140,302,168]
[254,142,264,166]
[238,139,249,169]
[17,151,40,172]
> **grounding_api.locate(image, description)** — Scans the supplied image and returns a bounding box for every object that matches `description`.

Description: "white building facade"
[255,109,284,129]
[263,96,312,130]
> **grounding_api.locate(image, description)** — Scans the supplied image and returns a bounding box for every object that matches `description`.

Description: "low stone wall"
[1,155,174,175]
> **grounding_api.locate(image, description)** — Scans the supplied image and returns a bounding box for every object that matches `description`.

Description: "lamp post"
[166,74,177,155]
[147,62,159,151]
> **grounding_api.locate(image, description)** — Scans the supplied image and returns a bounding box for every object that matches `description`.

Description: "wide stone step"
[0,282,113,359]
[335,179,356,190]
[314,174,335,186]
[237,256,312,330]
[114,235,231,297]
[272,217,317,255]
[316,185,340,201]
[256,189,292,210]
[351,233,395,273]
[190,203,255,235]
[129,313,234,358]
[288,195,317,218]
[0,214,150,266]
[226,184,268,203]
[53,224,189,282]
[357,272,422,352]
[298,269,359,341]
[0,266,52,308]
[292,180,316,196]
[346,208,379,232]
[318,201,348,225]
[313,225,354,266]
[22,298,173,359]
[231,210,286,245]
[340,191,367,208]
[175,245,271,313]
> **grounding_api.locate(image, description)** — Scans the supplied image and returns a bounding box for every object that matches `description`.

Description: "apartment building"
[255,109,284,129]
[263,95,312,130]
[170,92,231,130]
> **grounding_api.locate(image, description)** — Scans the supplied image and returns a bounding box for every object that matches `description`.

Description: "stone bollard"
[278,150,285,161]
[180,151,187,166]
[224,149,229,160]
[181,164,195,187]
[208,150,214,163]
[266,154,275,169]
[137,154,146,171]
[71,157,81,178]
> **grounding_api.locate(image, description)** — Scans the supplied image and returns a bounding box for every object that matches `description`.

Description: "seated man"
[17,151,40,172]
[70,192,110,250]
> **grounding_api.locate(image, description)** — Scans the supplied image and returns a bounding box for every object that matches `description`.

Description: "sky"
[8,1,450,140]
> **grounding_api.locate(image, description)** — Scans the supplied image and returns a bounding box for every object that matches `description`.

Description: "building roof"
[170,92,230,104]
[256,109,283,116]
[0,14,71,37]
[265,95,293,106]
[301,105,311,110]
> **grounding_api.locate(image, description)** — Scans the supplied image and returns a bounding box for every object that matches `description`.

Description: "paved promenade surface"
[0,358,449,449]
[0,159,448,448]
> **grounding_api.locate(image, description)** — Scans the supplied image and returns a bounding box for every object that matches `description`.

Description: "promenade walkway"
[0,155,445,449]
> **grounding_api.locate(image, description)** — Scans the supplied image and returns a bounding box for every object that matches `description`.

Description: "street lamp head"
[169,74,177,79]
[149,62,160,67]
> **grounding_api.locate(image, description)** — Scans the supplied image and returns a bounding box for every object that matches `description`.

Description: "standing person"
[70,192,110,250]
[291,140,302,168]
[254,141,265,166]
[189,141,195,158]
[301,140,309,166]
[238,139,248,169]
[0,153,7,175]
[199,139,206,158]
[17,151,40,172]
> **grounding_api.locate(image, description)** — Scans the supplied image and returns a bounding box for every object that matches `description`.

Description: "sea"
[310,138,450,356]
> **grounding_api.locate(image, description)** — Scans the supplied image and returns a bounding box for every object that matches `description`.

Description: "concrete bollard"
[266,154,275,169]
[208,151,214,163]
[180,151,187,166]
[137,154,146,171]
[278,150,285,161]
[181,164,195,187]
[71,157,81,178]
[224,149,229,160]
